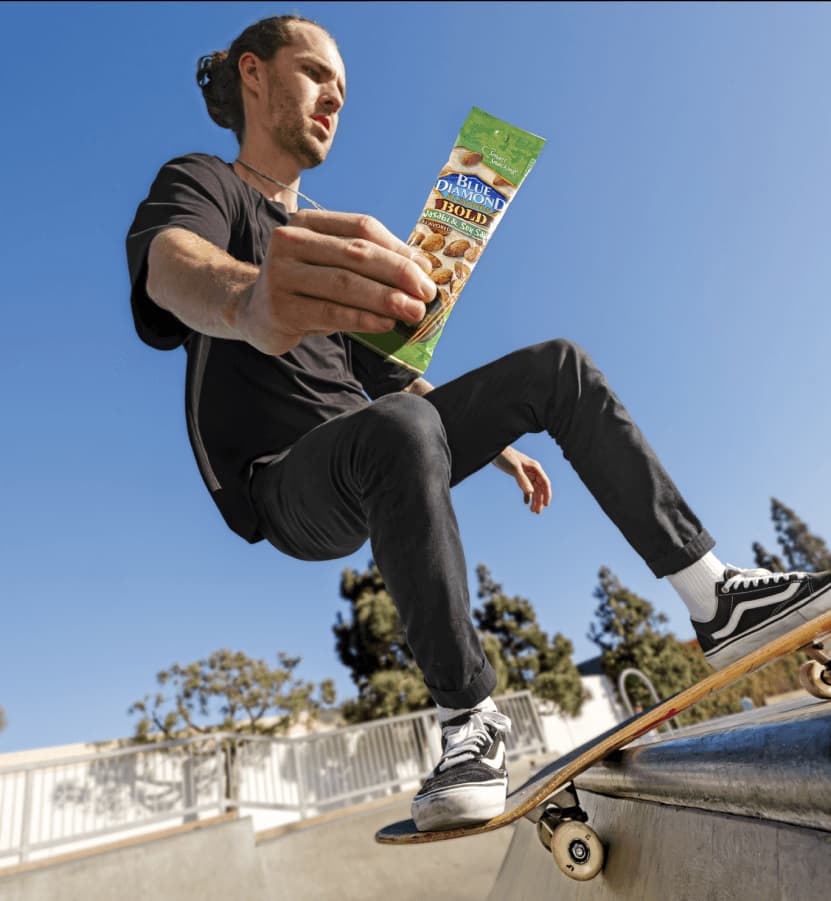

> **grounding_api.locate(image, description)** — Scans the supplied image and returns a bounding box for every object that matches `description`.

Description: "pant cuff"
[649,529,717,579]
[425,658,498,709]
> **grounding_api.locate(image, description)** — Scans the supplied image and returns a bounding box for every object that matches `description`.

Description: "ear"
[238,51,265,100]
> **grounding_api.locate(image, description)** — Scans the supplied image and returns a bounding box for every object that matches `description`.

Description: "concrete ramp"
[488,698,831,901]
[0,815,269,901]
[255,762,536,901]
[489,791,831,901]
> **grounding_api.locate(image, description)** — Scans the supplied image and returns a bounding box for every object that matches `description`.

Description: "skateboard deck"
[376,607,831,846]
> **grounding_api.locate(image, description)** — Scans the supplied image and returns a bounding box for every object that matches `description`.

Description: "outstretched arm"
[146,211,437,356]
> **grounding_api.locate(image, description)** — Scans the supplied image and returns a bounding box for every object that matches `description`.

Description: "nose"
[320,83,343,115]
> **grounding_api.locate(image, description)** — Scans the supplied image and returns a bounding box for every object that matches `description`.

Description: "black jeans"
[250,340,714,708]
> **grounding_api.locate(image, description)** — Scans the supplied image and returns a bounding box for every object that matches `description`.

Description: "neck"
[233,145,303,209]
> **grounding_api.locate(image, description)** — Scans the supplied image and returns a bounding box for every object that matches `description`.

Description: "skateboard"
[376,608,831,880]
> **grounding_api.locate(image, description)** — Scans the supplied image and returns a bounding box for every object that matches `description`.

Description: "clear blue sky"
[1,2,829,753]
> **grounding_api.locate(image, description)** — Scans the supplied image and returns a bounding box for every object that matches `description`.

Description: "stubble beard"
[279,124,326,170]
[267,79,328,171]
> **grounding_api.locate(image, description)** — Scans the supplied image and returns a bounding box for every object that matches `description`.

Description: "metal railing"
[618,668,680,730]
[0,691,544,867]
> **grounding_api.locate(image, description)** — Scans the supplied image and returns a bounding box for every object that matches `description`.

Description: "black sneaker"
[692,567,831,668]
[411,706,511,832]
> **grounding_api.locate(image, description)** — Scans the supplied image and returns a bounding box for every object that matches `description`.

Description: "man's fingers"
[271,256,426,326]
[291,209,410,256]
[306,297,398,335]
[256,296,398,350]
[270,224,435,306]
[288,211,435,292]
[521,465,551,514]
[252,210,443,353]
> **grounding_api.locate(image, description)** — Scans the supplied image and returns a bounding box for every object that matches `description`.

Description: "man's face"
[261,23,346,169]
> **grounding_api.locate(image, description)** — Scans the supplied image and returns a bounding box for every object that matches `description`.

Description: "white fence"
[0,692,544,867]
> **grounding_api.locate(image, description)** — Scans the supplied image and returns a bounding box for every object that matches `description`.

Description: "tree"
[751,541,785,573]
[474,565,587,716]
[589,567,742,724]
[129,649,335,742]
[0,705,5,734]
[753,498,831,573]
[333,562,430,722]
[589,567,688,701]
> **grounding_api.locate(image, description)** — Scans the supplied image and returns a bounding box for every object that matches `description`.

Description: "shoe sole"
[704,581,831,669]
[411,780,507,832]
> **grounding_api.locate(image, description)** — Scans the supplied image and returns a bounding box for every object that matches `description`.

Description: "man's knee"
[544,338,590,369]
[363,392,450,469]
[537,339,609,392]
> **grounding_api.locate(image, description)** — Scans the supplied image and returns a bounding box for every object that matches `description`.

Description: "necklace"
[234,158,326,211]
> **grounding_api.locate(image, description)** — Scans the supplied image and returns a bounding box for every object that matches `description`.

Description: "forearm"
[146,227,258,339]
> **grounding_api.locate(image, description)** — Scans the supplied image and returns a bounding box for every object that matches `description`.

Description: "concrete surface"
[488,700,831,900]
[488,788,831,901]
[0,816,268,901]
[256,760,536,901]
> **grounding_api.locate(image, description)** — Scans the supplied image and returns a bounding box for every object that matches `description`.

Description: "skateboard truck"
[531,783,605,881]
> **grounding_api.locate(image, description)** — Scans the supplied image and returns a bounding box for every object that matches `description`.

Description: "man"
[126,15,831,831]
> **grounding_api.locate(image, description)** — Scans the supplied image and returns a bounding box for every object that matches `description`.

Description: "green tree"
[474,565,587,716]
[0,705,5,734]
[751,541,785,573]
[128,649,335,742]
[333,562,430,722]
[754,498,831,573]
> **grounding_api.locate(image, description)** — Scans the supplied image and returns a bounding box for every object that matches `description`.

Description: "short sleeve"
[348,337,419,398]
[125,154,235,350]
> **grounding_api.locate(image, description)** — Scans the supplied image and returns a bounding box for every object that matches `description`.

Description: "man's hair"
[196,15,326,143]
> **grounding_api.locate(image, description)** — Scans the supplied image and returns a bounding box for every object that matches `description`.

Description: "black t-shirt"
[125,153,416,542]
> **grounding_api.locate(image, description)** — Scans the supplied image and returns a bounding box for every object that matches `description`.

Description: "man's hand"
[233,210,436,356]
[493,447,552,515]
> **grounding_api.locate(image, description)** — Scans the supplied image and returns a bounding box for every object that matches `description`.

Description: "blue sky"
[1,2,829,753]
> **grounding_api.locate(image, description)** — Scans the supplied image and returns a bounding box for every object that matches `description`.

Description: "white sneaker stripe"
[711,581,800,640]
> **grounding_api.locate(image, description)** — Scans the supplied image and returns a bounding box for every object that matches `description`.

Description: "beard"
[277,123,327,169]
[266,78,329,170]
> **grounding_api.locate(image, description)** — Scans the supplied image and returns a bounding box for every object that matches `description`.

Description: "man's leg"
[423,338,831,669]
[250,392,513,832]
[249,392,496,709]
[425,338,713,577]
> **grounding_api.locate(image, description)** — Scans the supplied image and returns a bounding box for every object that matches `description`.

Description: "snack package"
[349,107,546,374]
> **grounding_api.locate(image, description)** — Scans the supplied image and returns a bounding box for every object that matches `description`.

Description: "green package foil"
[349,107,546,374]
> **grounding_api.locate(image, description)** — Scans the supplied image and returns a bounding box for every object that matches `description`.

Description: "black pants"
[250,340,714,708]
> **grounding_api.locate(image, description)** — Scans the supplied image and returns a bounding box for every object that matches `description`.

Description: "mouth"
[311,114,331,133]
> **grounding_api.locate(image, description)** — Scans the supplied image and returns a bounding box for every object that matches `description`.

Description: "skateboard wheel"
[550,821,605,881]
[799,660,831,699]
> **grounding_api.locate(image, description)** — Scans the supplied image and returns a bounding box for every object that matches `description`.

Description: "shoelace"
[437,710,512,772]
[721,566,804,594]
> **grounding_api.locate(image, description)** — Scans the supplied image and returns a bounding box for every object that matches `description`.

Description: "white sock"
[438,695,497,724]
[667,551,726,622]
